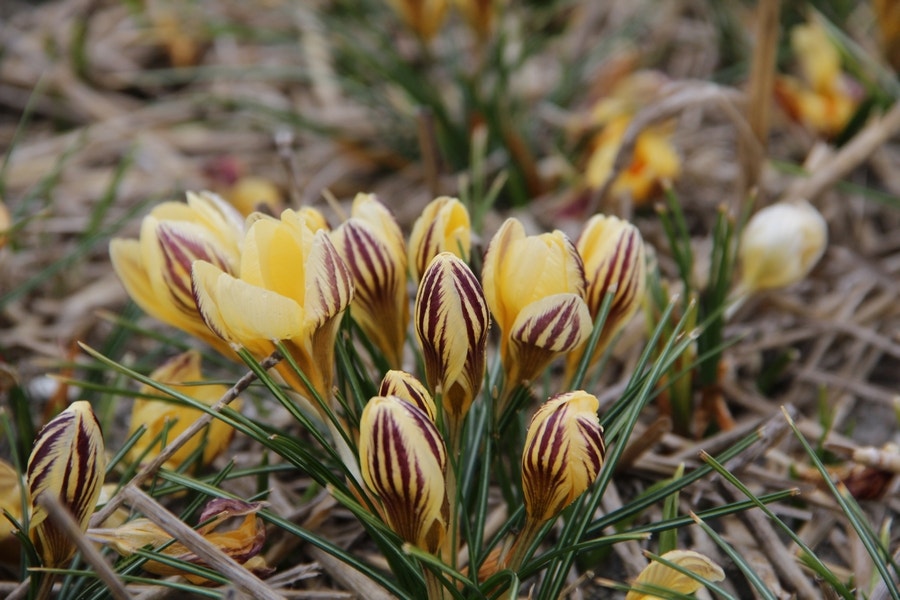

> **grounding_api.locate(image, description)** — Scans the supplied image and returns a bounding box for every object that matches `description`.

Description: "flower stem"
[424,568,448,600]
[504,516,542,573]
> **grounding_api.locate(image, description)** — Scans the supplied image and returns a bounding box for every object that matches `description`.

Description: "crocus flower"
[521,391,605,524]
[415,253,489,440]
[626,550,725,600]
[27,401,106,567]
[127,350,240,471]
[110,191,244,358]
[379,370,437,423]
[90,498,270,584]
[385,0,449,41]
[223,176,283,216]
[454,0,501,40]
[192,209,354,408]
[0,458,22,537]
[737,200,827,294]
[774,20,860,137]
[359,395,448,553]
[482,218,592,394]
[331,194,409,366]
[408,197,471,283]
[566,215,646,377]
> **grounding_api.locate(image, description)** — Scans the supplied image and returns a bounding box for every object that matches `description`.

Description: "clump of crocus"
[110,191,244,358]
[506,391,604,570]
[737,200,827,295]
[192,208,354,410]
[359,395,448,554]
[385,0,448,42]
[332,194,409,366]
[127,350,240,471]
[416,252,490,447]
[90,498,271,584]
[27,401,106,568]
[584,71,680,205]
[481,218,592,417]
[626,550,725,599]
[408,197,471,283]
[566,214,646,381]
[774,19,861,137]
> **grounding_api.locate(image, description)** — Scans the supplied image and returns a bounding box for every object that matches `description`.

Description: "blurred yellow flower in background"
[385,0,448,41]
[110,191,245,358]
[774,19,860,137]
[127,350,239,471]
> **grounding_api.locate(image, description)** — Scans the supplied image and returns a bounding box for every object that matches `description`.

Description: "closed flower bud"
[127,350,240,470]
[482,219,592,391]
[27,401,106,567]
[416,253,489,433]
[192,209,354,407]
[522,392,604,523]
[110,191,244,358]
[738,200,827,294]
[626,550,725,600]
[567,215,646,375]
[332,194,409,366]
[408,197,471,282]
[359,396,448,553]
[379,370,437,423]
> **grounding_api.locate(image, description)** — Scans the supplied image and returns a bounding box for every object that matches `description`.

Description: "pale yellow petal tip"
[626,550,725,600]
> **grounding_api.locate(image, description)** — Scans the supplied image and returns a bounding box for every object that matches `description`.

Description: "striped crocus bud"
[379,370,437,423]
[408,197,471,283]
[27,401,106,567]
[567,215,646,376]
[522,391,605,523]
[359,396,448,553]
[415,253,489,438]
[331,194,409,366]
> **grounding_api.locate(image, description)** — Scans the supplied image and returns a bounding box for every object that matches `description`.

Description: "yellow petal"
[0,459,22,537]
[408,196,471,282]
[303,230,355,331]
[626,550,725,600]
[379,370,437,422]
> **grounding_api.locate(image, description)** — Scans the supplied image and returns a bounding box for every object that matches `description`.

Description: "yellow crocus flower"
[385,0,449,41]
[482,218,592,400]
[127,350,239,471]
[110,191,244,358]
[331,194,409,366]
[192,209,354,408]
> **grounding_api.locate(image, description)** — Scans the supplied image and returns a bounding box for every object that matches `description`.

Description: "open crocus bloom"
[331,194,409,366]
[192,209,354,409]
[482,218,592,392]
[110,191,244,358]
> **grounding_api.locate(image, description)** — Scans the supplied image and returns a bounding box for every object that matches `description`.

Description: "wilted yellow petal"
[415,253,490,428]
[738,200,827,293]
[359,396,447,552]
[408,196,471,282]
[625,550,725,600]
[522,392,605,523]
[127,350,240,470]
[27,401,106,567]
